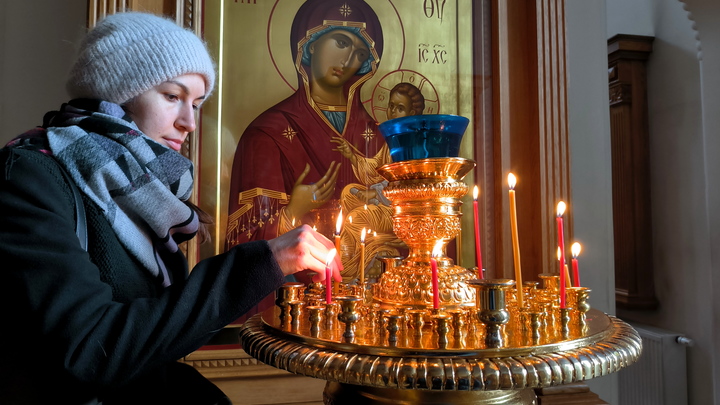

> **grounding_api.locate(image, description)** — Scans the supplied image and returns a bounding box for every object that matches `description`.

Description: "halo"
[267,0,404,94]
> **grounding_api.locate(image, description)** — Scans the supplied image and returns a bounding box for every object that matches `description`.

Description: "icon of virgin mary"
[227,0,402,319]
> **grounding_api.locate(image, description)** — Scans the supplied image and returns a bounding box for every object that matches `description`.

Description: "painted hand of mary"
[285,161,341,221]
[330,136,358,166]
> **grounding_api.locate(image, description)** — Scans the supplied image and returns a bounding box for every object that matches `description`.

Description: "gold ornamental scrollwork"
[240,309,641,394]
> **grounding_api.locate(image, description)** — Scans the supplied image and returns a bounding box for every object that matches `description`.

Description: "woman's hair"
[187,201,214,245]
[390,82,425,115]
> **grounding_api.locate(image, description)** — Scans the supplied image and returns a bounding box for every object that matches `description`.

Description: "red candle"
[556,202,567,308]
[431,241,442,309]
[472,185,484,278]
[325,248,337,304]
[557,247,566,309]
[571,242,582,287]
[334,210,342,295]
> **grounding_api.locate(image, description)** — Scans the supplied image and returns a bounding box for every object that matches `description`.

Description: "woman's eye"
[355,51,369,63]
[165,94,179,102]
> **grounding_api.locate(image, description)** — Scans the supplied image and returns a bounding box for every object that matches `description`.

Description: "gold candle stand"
[239,158,642,404]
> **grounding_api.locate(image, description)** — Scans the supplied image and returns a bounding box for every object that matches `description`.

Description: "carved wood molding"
[492,0,571,280]
[87,1,198,31]
[179,348,294,380]
[607,34,658,310]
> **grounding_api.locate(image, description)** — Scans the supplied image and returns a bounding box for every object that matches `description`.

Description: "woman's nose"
[176,104,197,133]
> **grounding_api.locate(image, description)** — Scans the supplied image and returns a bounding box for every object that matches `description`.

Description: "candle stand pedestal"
[239,158,641,404]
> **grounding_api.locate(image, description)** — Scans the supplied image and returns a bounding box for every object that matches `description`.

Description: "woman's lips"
[164,138,183,151]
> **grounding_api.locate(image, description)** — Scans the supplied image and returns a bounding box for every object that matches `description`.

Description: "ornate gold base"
[323,382,537,405]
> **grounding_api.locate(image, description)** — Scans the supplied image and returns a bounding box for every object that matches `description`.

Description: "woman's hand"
[284,162,340,221]
[267,224,343,282]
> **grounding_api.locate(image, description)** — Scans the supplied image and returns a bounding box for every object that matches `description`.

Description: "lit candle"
[430,241,443,309]
[334,210,343,294]
[472,185,484,278]
[508,173,523,308]
[571,242,582,287]
[557,247,566,308]
[556,201,567,276]
[325,248,337,304]
[359,228,367,285]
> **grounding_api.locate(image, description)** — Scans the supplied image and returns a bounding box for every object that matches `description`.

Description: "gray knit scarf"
[45,99,198,287]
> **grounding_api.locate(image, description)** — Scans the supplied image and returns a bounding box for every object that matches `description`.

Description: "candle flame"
[360,227,367,243]
[572,242,582,258]
[335,209,343,234]
[373,231,377,237]
[556,201,566,217]
[473,185,479,200]
[557,246,562,260]
[432,241,443,258]
[312,225,317,231]
[508,173,517,190]
[348,216,353,224]
[325,248,337,267]
[291,217,296,227]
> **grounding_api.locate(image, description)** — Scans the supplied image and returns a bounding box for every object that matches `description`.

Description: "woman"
[0,12,340,405]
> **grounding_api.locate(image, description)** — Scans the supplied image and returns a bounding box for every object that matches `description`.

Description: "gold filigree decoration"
[339,3,352,17]
[362,127,375,142]
[282,126,297,142]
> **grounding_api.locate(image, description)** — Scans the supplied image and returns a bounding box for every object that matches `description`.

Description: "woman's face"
[124,73,206,152]
[387,91,413,120]
[309,29,370,89]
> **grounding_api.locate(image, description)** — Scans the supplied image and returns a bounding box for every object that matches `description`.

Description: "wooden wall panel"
[490,0,571,281]
[607,34,658,310]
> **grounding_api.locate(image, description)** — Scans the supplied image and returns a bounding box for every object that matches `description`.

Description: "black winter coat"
[0,145,285,404]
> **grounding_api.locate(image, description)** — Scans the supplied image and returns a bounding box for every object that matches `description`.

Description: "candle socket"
[324,302,339,330]
[276,282,305,324]
[469,278,515,349]
[395,305,411,332]
[432,313,451,349]
[529,311,542,345]
[386,314,403,345]
[307,305,324,337]
[408,309,425,337]
[447,309,466,340]
[538,273,560,291]
[337,296,362,342]
[289,300,305,332]
[560,307,572,339]
[376,308,393,337]
[567,286,592,328]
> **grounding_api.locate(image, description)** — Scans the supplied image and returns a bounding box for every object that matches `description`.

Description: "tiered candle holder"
[240,156,641,404]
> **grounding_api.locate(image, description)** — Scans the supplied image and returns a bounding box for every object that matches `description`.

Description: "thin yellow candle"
[508,173,523,308]
[334,209,343,294]
[359,227,367,285]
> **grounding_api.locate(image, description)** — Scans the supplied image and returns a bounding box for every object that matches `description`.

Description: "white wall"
[0,0,86,145]
[564,2,618,403]
[606,0,719,404]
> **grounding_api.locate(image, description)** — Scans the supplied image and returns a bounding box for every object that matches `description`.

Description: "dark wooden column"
[607,34,658,310]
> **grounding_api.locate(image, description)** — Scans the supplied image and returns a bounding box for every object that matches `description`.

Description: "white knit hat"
[66,12,216,105]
